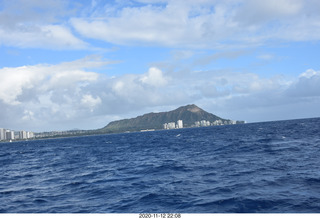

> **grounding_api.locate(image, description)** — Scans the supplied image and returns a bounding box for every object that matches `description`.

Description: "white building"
[6,130,15,140]
[0,128,6,140]
[20,131,28,139]
[0,128,34,141]
[177,120,183,129]
[200,120,210,127]
[28,132,34,139]
[213,120,223,125]
[167,122,176,129]
[164,120,183,129]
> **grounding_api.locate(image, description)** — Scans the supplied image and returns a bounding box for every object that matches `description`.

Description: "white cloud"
[68,0,320,48]
[1,0,320,49]
[235,0,303,25]
[70,5,191,47]
[0,58,177,130]
[0,57,110,130]
[81,94,102,112]
[299,69,320,79]
[286,69,320,97]
[108,71,174,109]
[0,0,87,49]
[0,57,104,105]
[70,1,233,48]
[140,67,168,87]
[0,66,44,105]
[199,68,320,122]
[22,110,35,121]
[0,24,88,49]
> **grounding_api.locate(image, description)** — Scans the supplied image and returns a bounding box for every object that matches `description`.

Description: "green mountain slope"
[97,104,243,133]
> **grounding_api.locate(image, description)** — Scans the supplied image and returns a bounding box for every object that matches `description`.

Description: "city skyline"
[1,0,320,132]
[0,127,34,141]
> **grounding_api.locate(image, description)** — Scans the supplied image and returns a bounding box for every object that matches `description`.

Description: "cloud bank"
[1,0,320,49]
[1,55,320,131]
[70,0,320,48]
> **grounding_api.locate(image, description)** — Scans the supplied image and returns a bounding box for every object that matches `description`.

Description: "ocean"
[1,118,320,213]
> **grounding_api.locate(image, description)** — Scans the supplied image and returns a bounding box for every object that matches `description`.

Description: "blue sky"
[1,0,320,132]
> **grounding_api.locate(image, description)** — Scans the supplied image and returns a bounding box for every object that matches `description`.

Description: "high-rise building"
[6,130,15,140]
[164,120,183,129]
[20,131,28,139]
[0,128,34,141]
[163,122,176,129]
[0,128,6,140]
[27,131,34,139]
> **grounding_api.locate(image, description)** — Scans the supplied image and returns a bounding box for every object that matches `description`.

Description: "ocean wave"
[1,117,320,212]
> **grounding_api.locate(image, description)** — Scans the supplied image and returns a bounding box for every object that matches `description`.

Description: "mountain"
[97,104,244,133]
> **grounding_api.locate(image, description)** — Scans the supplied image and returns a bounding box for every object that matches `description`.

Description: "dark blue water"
[1,118,320,213]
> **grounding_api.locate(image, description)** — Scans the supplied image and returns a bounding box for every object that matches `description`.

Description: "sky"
[1,0,320,132]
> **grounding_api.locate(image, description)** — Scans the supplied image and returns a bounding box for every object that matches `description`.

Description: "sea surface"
[1,118,320,213]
